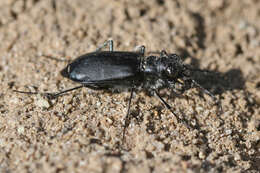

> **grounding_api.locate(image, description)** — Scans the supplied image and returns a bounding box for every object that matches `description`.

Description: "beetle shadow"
[147,48,245,97]
[178,48,246,95]
[192,68,245,95]
[144,49,246,135]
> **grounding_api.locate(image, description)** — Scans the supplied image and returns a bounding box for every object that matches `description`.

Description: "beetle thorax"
[142,56,164,76]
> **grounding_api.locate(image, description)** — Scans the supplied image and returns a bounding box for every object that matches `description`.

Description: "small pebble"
[35,97,50,108]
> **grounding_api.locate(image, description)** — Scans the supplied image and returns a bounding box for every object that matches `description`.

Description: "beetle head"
[160,54,189,79]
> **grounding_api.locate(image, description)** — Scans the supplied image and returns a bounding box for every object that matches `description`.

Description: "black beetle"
[14,40,220,140]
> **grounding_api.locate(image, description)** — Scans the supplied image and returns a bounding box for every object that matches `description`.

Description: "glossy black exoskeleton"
[14,40,220,141]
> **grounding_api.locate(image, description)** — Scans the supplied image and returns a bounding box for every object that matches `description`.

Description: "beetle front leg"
[95,39,114,52]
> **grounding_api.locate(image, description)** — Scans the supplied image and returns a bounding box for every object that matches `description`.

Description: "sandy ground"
[0,0,260,172]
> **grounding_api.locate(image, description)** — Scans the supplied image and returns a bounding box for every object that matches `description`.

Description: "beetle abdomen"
[61,51,141,84]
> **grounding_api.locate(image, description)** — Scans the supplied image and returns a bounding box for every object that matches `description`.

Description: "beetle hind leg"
[95,39,114,52]
[13,85,84,99]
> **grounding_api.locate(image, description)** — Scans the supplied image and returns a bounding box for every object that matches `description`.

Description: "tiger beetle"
[14,39,221,141]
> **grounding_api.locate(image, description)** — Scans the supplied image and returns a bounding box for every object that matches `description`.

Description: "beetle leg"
[154,90,192,130]
[160,50,168,57]
[83,84,109,90]
[47,85,84,99]
[190,79,223,113]
[134,45,146,55]
[13,85,84,99]
[154,90,182,123]
[123,87,134,142]
[95,39,114,52]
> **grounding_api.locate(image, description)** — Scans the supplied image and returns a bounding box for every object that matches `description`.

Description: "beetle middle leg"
[122,87,134,142]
